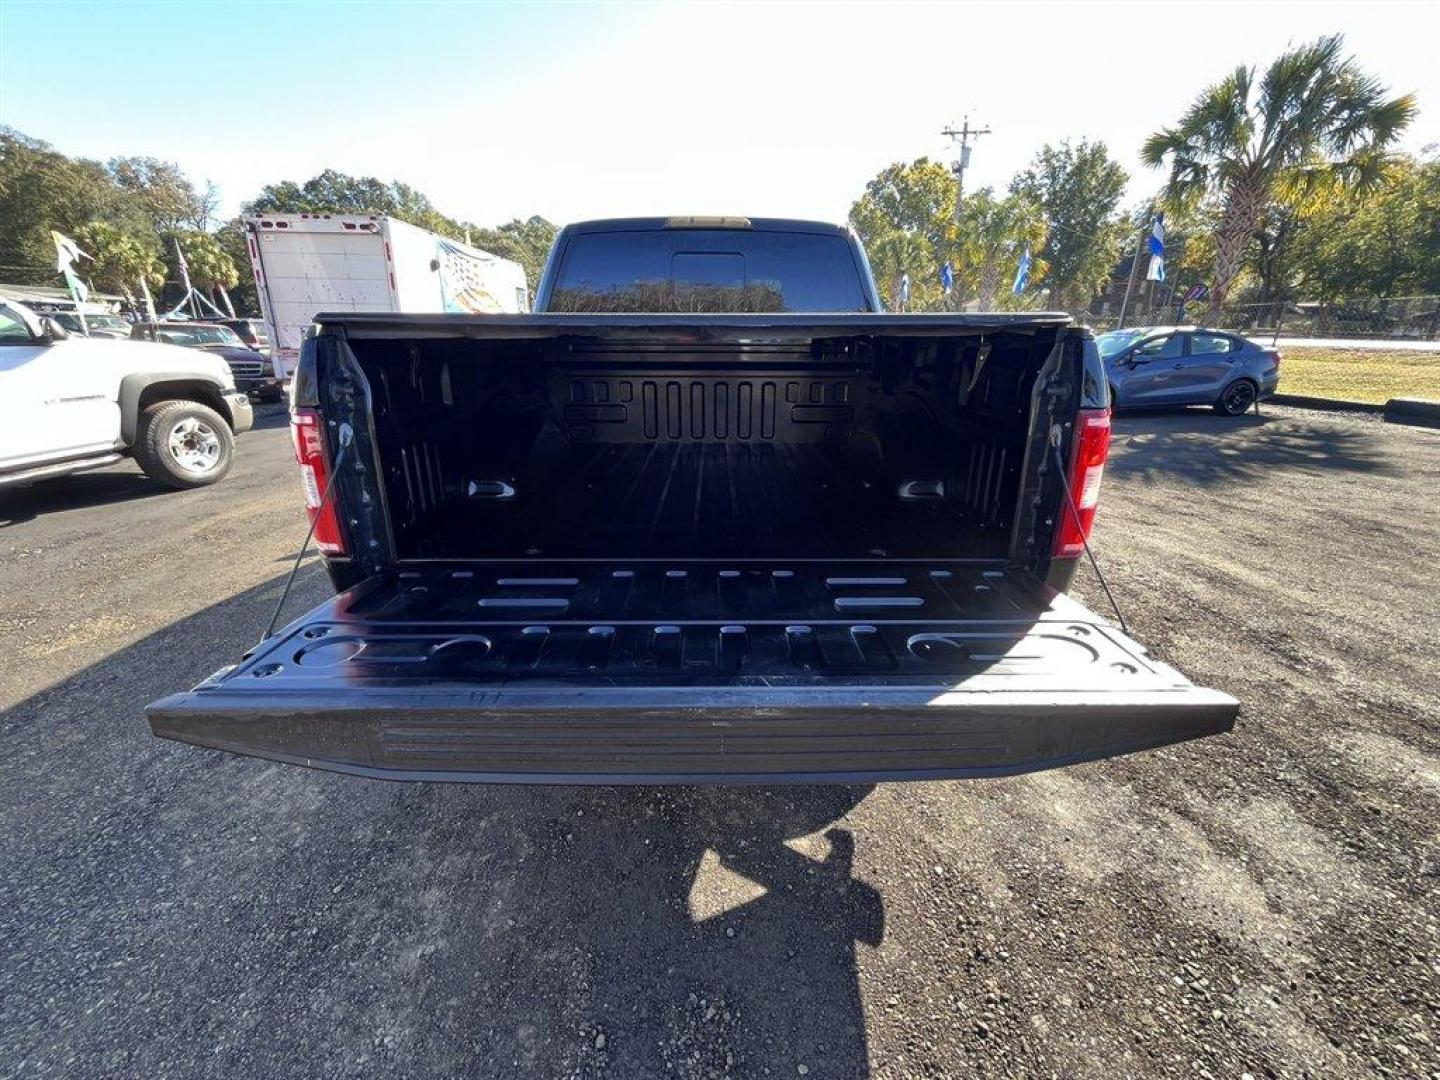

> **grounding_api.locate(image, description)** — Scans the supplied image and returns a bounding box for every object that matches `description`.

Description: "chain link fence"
[1062,292,1440,344]
[1210,296,1440,343]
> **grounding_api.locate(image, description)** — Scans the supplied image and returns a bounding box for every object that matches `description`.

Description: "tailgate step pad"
[147,562,1237,783]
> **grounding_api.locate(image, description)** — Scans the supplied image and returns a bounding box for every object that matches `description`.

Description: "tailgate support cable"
[1049,427,1130,637]
[260,423,354,643]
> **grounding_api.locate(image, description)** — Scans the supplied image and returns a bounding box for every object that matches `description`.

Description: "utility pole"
[941,116,992,219]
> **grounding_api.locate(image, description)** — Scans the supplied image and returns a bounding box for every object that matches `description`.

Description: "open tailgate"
[147,562,1236,784]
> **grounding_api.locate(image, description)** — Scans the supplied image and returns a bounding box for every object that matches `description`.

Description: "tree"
[246,169,466,238]
[108,156,217,232]
[953,190,1048,309]
[0,129,230,300]
[72,221,164,301]
[1287,152,1440,299]
[867,229,934,311]
[848,158,957,310]
[1247,199,1304,304]
[2,128,556,311]
[469,216,560,291]
[849,158,957,256]
[1009,140,1129,308]
[1142,34,1416,315]
[245,170,559,290]
[0,128,130,280]
[214,218,258,314]
[164,230,238,312]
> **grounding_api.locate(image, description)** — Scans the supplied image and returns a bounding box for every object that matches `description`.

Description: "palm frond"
[1145,32,1414,216]
[1139,129,1182,168]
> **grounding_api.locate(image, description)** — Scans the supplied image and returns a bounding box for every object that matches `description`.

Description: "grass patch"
[1278,348,1440,404]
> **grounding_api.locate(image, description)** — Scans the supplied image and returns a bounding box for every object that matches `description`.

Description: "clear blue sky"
[3,0,1435,229]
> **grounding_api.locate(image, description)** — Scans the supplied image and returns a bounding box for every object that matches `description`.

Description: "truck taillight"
[290,409,345,555]
[1053,409,1111,558]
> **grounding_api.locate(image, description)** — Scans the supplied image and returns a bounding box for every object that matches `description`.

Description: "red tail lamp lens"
[1053,409,1111,558]
[289,409,345,555]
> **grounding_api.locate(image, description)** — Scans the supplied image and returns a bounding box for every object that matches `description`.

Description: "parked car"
[50,311,133,340]
[149,217,1237,784]
[203,316,271,355]
[0,298,251,489]
[129,321,284,402]
[1095,326,1280,415]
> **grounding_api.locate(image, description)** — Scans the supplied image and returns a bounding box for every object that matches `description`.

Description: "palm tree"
[1142,34,1415,316]
[954,190,1048,309]
[73,221,165,308]
[869,230,932,311]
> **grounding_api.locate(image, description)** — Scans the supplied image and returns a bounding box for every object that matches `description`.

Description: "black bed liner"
[147,561,1237,783]
[407,441,1011,558]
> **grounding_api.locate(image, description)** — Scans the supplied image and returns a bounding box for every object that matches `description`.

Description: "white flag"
[1145,214,1166,283]
[173,236,193,295]
[51,231,91,303]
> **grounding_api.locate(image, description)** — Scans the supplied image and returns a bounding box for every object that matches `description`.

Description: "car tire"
[1214,379,1258,416]
[133,399,235,489]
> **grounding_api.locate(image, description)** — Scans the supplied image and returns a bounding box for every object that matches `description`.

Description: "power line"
[1045,219,1113,244]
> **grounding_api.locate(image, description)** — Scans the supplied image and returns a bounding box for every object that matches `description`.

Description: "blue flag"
[1012,245,1032,295]
[1145,213,1165,283]
[940,261,954,295]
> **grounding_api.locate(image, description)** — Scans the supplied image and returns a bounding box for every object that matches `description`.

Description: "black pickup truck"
[147,217,1236,783]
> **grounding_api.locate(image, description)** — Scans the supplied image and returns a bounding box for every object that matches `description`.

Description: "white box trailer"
[244,214,529,378]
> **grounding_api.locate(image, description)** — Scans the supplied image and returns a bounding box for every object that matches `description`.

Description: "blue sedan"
[1096,327,1281,415]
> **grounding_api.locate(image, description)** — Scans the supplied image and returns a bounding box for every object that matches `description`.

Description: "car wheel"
[134,400,235,488]
[1214,379,1258,416]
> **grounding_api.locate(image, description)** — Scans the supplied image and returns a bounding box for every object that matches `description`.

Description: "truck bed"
[336,314,1063,562]
[147,308,1238,783]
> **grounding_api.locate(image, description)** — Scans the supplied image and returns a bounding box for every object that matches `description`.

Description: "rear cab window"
[547,228,871,312]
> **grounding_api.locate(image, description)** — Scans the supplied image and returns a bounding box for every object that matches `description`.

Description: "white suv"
[0,298,253,489]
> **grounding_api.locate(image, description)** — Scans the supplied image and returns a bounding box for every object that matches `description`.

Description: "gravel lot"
[2,404,1436,1079]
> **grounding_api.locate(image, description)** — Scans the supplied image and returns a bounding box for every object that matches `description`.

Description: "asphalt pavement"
[1,404,1436,1079]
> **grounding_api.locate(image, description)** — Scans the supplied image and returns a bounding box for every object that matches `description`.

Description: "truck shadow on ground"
[2,572,886,1079]
[425,782,885,1077]
[1107,407,1394,487]
[0,469,175,528]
